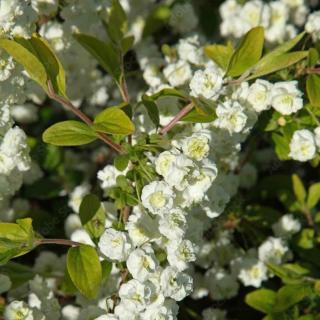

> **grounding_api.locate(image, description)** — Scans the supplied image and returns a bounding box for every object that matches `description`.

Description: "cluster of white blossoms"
[219,0,309,43]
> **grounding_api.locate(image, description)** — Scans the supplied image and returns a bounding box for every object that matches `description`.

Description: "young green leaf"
[204,43,234,71]
[308,48,319,67]
[271,133,290,160]
[67,245,102,299]
[93,107,135,135]
[292,174,306,205]
[181,108,215,123]
[114,154,130,171]
[245,289,276,314]
[79,194,101,225]
[227,26,264,77]
[74,33,122,83]
[307,182,320,209]
[248,51,308,80]
[307,74,320,107]
[0,38,47,91]
[273,284,312,312]
[141,94,160,128]
[43,120,97,146]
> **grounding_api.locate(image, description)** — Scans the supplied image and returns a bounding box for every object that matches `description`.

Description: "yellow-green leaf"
[227,26,264,77]
[307,182,320,209]
[292,174,306,205]
[43,120,97,146]
[93,107,135,135]
[67,245,102,299]
[307,74,320,107]
[204,43,234,70]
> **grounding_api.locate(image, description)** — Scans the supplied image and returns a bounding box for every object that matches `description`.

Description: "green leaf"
[79,194,106,239]
[16,35,66,96]
[79,194,101,225]
[74,33,122,83]
[248,51,308,80]
[0,38,47,91]
[308,48,319,67]
[67,245,102,299]
[101,260,113,283]
[204,42,234,70]
[106,0,128,44]
[114,154,130,171]
[142,94,160,127]
[0,274,11,294]
[121,35,134,54]
[0,35,66,96]
[292,174,306,205]
[227,26,264,77]
[245,288,276,314]
[272,133,290,160]
[149,88,187,101]
[273,284,312,312]
[43,120,97,146]
[93,107,135,135]
[0,218,35,265]
[307,74,320,107]
[307,183,320,209]
[181,108,215,123]
[266,263,309,284]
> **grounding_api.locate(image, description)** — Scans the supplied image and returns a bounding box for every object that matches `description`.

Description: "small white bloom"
[4,301,34,320]
[258,236,289,265]
[71,229,95,247]
[68,183,90,213]
[163,60,192,87]
[167,239,196,271]
[127,244,158,282]
[141,181,174,215]
[190,66,224,100]
[98,165,124,190]
[141,299,179,320]
[271,81,303,115]
[237,258,268,288]
[159,208,187,241]
[246,79,273,112]
[181,134,210,161]
[272,214,301,238]
[177,35,204,65]
[61,305,80,320]
[160,266,193,301]
[289,129,316,162]
[305,11,320,41]
[214,100,247,134]
[98,228,132,262]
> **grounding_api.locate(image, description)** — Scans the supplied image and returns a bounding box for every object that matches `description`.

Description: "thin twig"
[47,81,123,153]
[36,238,81,247]
[160,102,194,135]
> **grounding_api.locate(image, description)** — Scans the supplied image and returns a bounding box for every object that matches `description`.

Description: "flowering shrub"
[1,0,320,319]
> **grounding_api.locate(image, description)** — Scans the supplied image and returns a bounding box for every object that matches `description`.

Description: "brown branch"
[47,81,124,154]
[160,102,194,135]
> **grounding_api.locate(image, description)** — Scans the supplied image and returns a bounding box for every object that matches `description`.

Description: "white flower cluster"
[219,0,309,43]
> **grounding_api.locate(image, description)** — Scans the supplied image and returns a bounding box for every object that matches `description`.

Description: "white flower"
[190,65,224,100]
[61,305,80,320]
[246,80,273,112]
[206,267,239,301]
[98,228,132,262]
[181,134,210,161]
[305,11,320,41]
[258,236,289,265]
[127,244,158,282]
[11,103,38,124]
[155,151,193,190]
[159,208,187,241]
[0,57,15,82]
[141,299,179,320]
[160,266,193,301]
[68,183,90,213]
[177,35,203,65]
[118,279,152,311]
[4,300,34,320]
[169,3,198,33]
[271,81,303,115]
[166,239,196,271]
[163,60,192,87]
[289,129,316,162]
[114,302,140,320]
[214,100,247,134]
[202,308,227,320]
[272,214,301,238]
[237,258,268,288]
[141,181,175,215]
[71,229,95,247]
[98,165,124,190]
[94,315,118,320]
